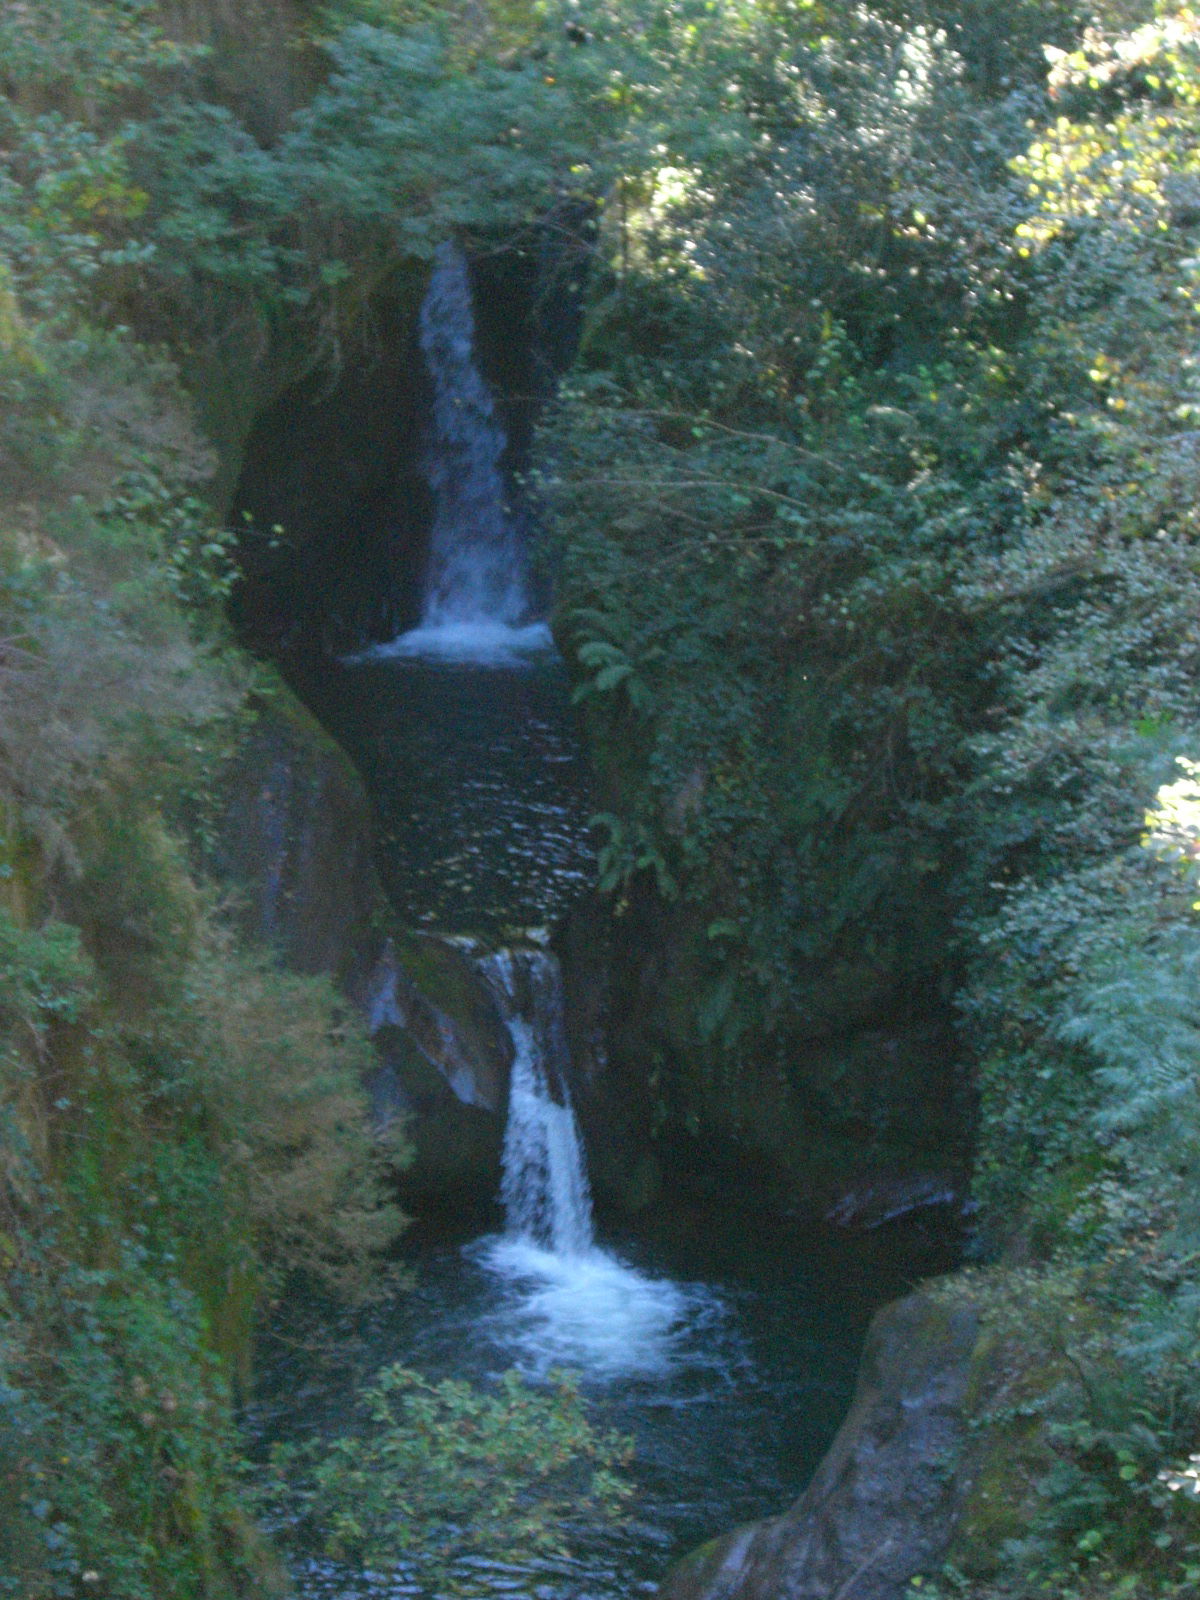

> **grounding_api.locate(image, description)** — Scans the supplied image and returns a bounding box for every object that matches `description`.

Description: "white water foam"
[470,1234,699,1382]
[367,618,554,667]
[355,240,554,670]
[473,947,717,1383]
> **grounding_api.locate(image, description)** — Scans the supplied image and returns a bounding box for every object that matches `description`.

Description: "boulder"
[362,936,511,1113]
[211,686,384,983]
[361,937,515,1207]
[658,1289,983,1600]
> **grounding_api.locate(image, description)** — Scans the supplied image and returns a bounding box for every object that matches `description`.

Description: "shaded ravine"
[254,954,957,1599]
[253,244,958,1599]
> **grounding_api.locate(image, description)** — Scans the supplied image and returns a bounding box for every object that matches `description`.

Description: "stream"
[254,1204,954,1600]
[261,240,955,1598]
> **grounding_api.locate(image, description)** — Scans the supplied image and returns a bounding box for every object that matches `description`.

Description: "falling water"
[377,241,552,664]
[480,948,594,1255]
[253,237,963,1600]
[471,947,702,1381]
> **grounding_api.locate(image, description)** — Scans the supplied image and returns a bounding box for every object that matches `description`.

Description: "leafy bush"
[0,1249,281,1600]
[268,1364,632,1592]
[0,911,94,1033]
[532,5,1200,1591]
[175,920,408,1300]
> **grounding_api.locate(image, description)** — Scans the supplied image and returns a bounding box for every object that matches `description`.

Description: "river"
[258,239,956,1599]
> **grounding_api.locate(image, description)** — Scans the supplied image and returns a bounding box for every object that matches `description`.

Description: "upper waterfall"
[376,241,551,666]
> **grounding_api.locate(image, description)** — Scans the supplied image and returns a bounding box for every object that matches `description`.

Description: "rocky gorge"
[5,3,1200,1598]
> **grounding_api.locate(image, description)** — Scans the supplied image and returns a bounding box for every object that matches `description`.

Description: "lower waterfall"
[471,946,703,1382]
[481,948,594,1255]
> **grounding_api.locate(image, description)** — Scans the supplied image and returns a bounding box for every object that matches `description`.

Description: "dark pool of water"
[251,1205,958,1600]
[297,653,594,938]
[271,641,957,1597]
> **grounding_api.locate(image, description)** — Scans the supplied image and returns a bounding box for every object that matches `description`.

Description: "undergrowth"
[534,3,1200,1591]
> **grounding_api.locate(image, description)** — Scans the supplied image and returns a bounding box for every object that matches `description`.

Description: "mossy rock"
[950,1412,1051,1578]
[946,1285,1092,1579]
[393,932,511,1098]
[211,683,386,982]
[659,1285,985,1600]
[377,1026,505,1204]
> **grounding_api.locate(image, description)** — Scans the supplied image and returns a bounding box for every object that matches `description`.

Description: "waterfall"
[472,946,700,1381]
[375,241,551,665]
[420,242,526,629]
[479,948,594,1256]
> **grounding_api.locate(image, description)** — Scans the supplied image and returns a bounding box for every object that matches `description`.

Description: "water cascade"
[248,234,962,1600]
[378,241,551,665]
[472,947,699,1381]
[315,248,591,932]
[481,948,594,1255]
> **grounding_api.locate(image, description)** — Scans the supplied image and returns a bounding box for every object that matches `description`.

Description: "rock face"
[569,865,970,1225]
[212,688,384,982]
[229,281,431,658]
[658,1290,982,1600]
[554,893,667,1217]
[363,938,511,1113]
[361,937,515,1207]
[211,690,517,1208]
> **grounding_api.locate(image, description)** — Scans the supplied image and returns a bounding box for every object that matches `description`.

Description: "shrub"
[268,1364,632,1593]
[0,1244,282,1600]
[174,919,408,1301]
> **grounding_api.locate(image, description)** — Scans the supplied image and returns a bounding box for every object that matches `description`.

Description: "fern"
[572,638,653,712]
[1060,926,1200,1173]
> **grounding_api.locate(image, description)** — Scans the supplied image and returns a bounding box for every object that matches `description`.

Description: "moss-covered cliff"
[0,5,409,1590]
[8,1,1200,1597]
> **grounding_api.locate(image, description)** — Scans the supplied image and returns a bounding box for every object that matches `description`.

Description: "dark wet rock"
[571,868,970,1223]
[228,277,430,658]
[658,1289,983,1600]
[210,689,513,1202]
[825,1172,965,1231]
[362,937,512,1114]
[210,687,384,982]
[360,937,515,1206]
[370,1023,506,1206]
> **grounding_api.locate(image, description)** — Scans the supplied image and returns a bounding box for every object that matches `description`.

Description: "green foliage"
[0,911,94,1032]
[174,921,408,1300]
[0,1249,279,1600]
[11,1,1200,1596]
[924,1256,1200,1598]
[0,0,191,108]
[268,1364,632,1591]
[533,4,1200,1591]
[0,0,606,392]
[536,0,1200,1087]
[0,845,407,1588]
[0,8,435,1590]
[0,0,172,317]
